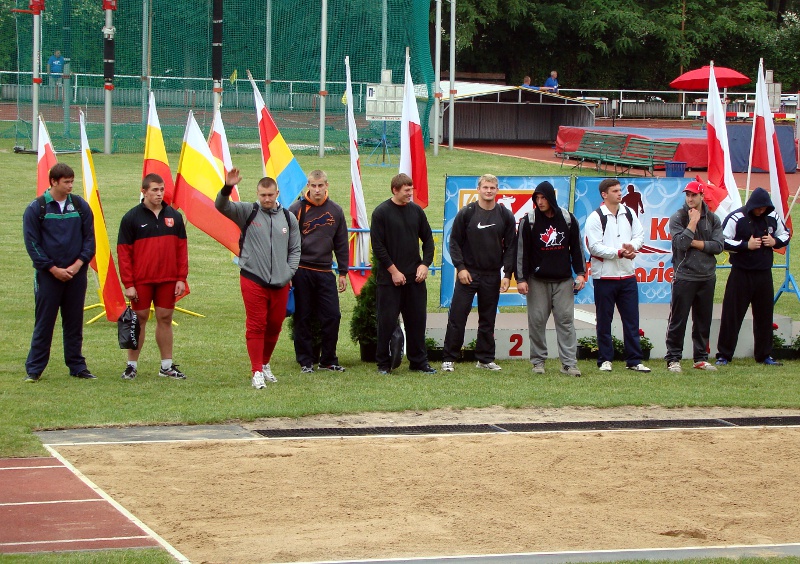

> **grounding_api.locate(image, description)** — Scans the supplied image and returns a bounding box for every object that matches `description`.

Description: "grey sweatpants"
[525,277,577,366]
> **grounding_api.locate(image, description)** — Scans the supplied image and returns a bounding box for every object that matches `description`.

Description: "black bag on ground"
[389,323,404,369]
[117,306,140,350]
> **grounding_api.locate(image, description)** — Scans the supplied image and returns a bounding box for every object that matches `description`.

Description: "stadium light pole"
[211,0,223,114]
[141,0,149,124]
[433,0,441,156]
[102,0,117,154]
[318,0,328,158]
[29,0,44,150]
[448,0,456,149]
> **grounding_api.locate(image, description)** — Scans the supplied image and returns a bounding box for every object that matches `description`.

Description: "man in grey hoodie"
[664,179,723,372]
[216,168,301,389]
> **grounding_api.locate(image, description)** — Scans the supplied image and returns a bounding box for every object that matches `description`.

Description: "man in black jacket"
[516,181,586,376]
[441,174,516,372]
[370,173,435,374]
[715,187,791,366]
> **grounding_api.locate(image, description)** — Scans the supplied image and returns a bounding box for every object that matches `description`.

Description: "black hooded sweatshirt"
[517,181,585,281]
[723,186,790,270]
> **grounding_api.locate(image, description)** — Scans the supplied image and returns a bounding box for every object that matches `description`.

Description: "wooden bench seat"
[602,138,680,176]
[560,132,628,171]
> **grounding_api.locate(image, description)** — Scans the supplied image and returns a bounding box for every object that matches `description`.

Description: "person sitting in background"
[543,70,559,93]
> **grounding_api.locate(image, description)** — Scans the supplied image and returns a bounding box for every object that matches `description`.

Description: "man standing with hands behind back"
[441,174,515,372]
[117,173,189,380]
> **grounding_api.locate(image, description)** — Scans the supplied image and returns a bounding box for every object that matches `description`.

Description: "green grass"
[2,140,799,459]
[1,139,798,562]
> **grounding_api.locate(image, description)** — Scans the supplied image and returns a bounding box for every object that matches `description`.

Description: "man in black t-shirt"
[441,174,516,372]
[370,173,435,374]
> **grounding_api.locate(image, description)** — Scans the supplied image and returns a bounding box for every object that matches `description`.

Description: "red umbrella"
[670,66,750,90]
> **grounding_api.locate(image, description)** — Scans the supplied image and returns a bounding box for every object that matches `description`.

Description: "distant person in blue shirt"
[47,50,64,86]
[543,70,559,93]
[521,75,539,91]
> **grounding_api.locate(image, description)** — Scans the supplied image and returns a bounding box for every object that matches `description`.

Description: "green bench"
[559,132,628,171]
[602,138,680,176]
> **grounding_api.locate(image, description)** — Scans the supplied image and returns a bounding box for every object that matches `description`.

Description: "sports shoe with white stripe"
[262,363,278,383]
[476,361,501,371]
[159,364,186,379]
[251,371,266,389]
[441,361,454,372]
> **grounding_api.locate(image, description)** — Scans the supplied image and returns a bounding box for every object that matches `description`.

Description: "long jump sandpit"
[41,407,800,564]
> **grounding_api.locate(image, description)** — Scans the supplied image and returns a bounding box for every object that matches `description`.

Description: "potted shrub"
[349,271,378,362]
[639,329,653,360]
[577,331,651,360]
[771,323,799,360]
[577,336,598,359]
[425,337,443,361]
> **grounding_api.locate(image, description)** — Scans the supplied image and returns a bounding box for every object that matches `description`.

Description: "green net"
[5,0,434,154]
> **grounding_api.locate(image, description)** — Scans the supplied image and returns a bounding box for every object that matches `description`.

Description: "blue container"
[665,161,687,178]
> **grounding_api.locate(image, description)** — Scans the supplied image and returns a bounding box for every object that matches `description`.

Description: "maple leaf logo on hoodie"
[540,226,564,247]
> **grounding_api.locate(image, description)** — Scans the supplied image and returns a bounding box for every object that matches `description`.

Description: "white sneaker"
[476,361,502,371]
[441,361,455,372]
[262,363,278,383]
[693,361,718,371]
[668,361,682,373]
[251,371,266,389]
[599,361,613,371]
[531,362,545,374]
[627,363,652,373]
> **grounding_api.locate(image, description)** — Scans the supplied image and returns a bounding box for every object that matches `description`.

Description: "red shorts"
[132,282,177,310]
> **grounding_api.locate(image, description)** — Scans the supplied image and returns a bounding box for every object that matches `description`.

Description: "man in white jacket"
[585,178,651,373]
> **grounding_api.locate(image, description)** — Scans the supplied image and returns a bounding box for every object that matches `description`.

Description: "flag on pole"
[79,111,127,321]
[399,50,429,209]
[207,108,237,201]
[143,92,176,205]
[751,59,792,236]
[705,62,742,219]
[173,111,241,255]
[246,71,306,207]
[345,56,370,295]
[37,116,57,196]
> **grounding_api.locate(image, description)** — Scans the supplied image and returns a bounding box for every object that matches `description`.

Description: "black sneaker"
[121,365,137,380]
[318,364,346,372]
[71,369,97,379]
[377,367,391,375]
[24,373,40,383]
[411,364,437,374]
[159,364,186,379]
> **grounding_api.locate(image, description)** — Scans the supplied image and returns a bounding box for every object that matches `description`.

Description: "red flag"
[345,56,370,295]
[37,117,57,196]
[399,51,429,209]
[143,92,176,205]
[751,58,792,238]
[705,62,742,219]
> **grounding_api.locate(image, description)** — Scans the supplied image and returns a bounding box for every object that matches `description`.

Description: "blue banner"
[441,176,571,308]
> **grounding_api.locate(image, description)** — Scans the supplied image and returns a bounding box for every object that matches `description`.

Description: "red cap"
[684,180,705,194]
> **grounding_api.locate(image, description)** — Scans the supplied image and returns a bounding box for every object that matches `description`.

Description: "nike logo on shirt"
[477,222,495,229]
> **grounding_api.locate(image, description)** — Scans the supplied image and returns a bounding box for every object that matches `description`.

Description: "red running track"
[0,457,160,555]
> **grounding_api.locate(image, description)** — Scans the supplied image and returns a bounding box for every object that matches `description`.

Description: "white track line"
[0,536,151,548]
[44,445,190,564]
[0,499,105,507]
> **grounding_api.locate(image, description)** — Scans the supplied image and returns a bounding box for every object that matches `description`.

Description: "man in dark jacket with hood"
[516,180,586,376]
[288,170,349,373]
[715,187,791,366]
[664,179,723,373]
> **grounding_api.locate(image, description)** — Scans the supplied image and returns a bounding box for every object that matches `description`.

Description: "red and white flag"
[37,116,57,196]
[750,58,792,235]
[705,62,742,219]
[345,56,370,295]
[143,92,176,205]
[207,108,239,202]
[399,51,429,209]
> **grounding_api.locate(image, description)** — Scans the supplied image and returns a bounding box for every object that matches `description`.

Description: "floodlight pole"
[141,0,149,123]
[31,1,43,150]
[448,0,456,149]
[102,0,117,154]
[211,0,223,114]
[433,0,441,156]
[318,0,328,158]
[381,0,387,71]
[265,0,272,106]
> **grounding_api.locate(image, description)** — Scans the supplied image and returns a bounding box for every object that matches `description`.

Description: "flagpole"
[318,0,328,158]
[745,59,763,200]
